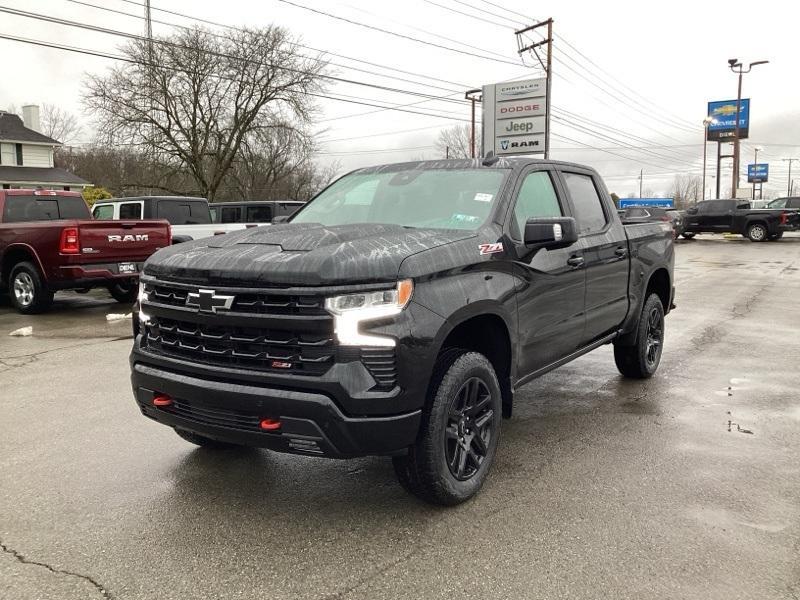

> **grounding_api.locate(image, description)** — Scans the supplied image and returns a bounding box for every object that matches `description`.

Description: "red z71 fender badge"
[479,242,504,255]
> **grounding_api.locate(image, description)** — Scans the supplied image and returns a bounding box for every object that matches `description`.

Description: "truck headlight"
[137,280,150,324]
[325,279,413,347]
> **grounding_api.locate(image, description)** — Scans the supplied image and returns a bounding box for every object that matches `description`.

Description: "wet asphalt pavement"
[1,234,799,600]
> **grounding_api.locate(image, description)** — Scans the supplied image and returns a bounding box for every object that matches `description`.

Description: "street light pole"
[782,158,799,196]
[728,58,769,198]
[752,146,762,200]
[702,117,717,202]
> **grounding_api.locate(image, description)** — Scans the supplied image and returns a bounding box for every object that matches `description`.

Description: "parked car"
[130,158,674,505]
[0,189,170,313]
[92,196,247,242]
[621,206,685,238]
[210,201,304,224]
[681,199,800,241]
[765,196,800,210]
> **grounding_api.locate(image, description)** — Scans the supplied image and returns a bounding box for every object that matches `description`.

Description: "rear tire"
[9,262,53,314]
[614,293,665,379]
[392,349,502,506]
[108,281,137,303]
[681,232,696,239]
[746,222,768,242]
[174,428,242,449]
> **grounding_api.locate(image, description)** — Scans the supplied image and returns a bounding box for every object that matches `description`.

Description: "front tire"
[614,293,665,379]
[746,222,768,242]
[174,428,242,449]
[392,350,502,506]
[108,281,138,303]
[9,262,53,314]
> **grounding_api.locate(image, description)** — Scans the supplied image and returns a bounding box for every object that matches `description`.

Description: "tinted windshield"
[3,195,89,222]
[292,168,508,230]
[766,198,787,208]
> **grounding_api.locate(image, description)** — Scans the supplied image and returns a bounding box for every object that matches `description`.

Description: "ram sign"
[707,99,750,141]
[482,77,547,156]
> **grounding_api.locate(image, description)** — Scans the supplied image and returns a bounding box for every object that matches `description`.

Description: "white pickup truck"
[92,196,249,242]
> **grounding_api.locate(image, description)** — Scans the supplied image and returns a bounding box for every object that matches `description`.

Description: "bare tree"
[84,26,326,200]
[670,174,703,209]
[435,124,480,159]
[40,103,82,145]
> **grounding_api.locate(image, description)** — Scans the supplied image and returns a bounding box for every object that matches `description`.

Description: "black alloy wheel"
[445,377,494,481]
[644,304,664,370]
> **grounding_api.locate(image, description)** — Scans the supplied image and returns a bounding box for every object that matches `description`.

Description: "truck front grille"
[141,316,334,375]
[144,281,327,316]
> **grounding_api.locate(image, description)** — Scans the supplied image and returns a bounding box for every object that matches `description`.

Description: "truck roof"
[96,196,208,203]
[354,157,601,175]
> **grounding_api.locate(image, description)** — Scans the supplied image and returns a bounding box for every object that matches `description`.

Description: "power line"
[0,32,472,124]
[0,6,473,108]
[273,0,523,66]
[111,0,475,90]
[421,0,514,29]
[63,0,469,96]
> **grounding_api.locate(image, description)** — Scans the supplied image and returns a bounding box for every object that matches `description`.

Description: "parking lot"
[1,234,798,600]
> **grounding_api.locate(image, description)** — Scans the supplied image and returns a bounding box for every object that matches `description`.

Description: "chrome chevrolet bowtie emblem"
[186,289,235,313]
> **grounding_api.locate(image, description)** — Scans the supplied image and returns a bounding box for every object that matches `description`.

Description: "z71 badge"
[479,242,504,255]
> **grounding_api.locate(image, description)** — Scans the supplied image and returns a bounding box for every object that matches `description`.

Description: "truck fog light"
[325,280,413,347]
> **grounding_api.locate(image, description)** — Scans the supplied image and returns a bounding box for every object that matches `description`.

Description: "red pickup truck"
[0,189,170,313]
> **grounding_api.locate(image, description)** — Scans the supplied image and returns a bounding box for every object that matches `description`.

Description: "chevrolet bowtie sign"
[482,77,547,157]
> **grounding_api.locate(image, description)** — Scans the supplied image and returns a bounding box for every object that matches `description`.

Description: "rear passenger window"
[246,205,272,222]
[563,173,608,235]
[220,206,241,223]
[119,203,141,219]
[93,204,114,219]
[512,171,561,238]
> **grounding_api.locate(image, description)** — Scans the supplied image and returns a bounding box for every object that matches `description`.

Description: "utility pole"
[639,169,643,197]
[514,19,553,159]
[782,158,799,196]
[752,146,762,200]
[465,89,481,159]
[728,58,768,197]
[702,117,717,201]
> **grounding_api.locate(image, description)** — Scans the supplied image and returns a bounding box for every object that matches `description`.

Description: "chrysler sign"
[482,77,548,156]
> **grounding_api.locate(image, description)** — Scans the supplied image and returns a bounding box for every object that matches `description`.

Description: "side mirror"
[524,217,578,249]
[271,215,290,224]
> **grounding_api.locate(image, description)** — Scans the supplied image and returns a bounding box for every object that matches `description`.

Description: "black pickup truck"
[130,158,674,505]
[681,199,799,241]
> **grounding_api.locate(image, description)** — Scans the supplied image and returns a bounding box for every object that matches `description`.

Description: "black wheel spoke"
[445,425,459,440]
[474,409,494,431]
[471,431,488,455]
[456,443,468,476]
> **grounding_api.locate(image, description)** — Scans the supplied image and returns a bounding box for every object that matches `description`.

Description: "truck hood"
[143,223,475,286]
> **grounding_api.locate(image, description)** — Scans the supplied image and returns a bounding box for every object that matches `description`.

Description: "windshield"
[292,168,508,230]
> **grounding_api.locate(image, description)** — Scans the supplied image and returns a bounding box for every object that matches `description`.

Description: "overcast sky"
[1,0,798,198]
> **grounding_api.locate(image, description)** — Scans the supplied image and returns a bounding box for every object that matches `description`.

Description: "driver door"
[508,167,586,377]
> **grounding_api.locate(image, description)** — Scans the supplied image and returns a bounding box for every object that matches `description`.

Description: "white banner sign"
[483,77,548,156]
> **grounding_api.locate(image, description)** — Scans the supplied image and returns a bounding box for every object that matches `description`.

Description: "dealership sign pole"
[480,19,553,159]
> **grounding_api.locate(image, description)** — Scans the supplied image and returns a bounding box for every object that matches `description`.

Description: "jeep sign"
[482,76,548,157]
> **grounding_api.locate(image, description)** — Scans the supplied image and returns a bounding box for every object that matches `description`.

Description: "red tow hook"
[259,418,281,431]
[152,394,173,407]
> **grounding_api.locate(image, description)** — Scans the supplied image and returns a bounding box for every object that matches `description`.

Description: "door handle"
[567,255,584,268]
[615,247,628,257]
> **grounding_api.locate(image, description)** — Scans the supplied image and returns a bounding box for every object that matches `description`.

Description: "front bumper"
[132,362,421,457]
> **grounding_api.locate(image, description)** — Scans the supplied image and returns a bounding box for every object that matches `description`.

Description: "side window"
[563,172,608,235]
[189,202,211,224]
[93,204,114,219]
[156,201,192,225]
[512,171,562,238]
[790,199,800,209]
[246,205,272,222]
[119,203,141,219]
[220,206,241,223]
